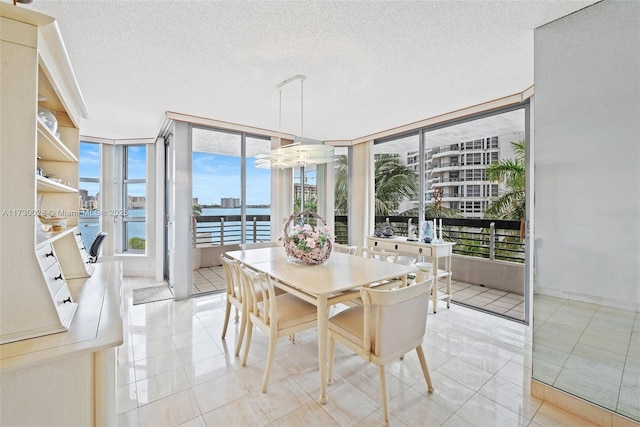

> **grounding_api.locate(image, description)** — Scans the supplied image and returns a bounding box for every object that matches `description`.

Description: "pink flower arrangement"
[287,223,331,254]
[283,212,333,265]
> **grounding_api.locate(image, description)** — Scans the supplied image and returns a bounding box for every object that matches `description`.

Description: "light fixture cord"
[300,79,304,138]
[278,89,282,144]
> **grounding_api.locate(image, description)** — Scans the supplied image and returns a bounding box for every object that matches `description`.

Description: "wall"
[534,0,640,310]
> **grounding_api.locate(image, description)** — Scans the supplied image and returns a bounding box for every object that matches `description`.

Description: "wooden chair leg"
[262,333,278,392]
[378,365,390,427]
[241,321,253,366]
[234,310,247,357]
[221,300,231,339]
[416,345,433,392]
[328,336,335,385]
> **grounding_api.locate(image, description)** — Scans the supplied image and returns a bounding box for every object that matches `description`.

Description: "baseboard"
[531,380,639,427]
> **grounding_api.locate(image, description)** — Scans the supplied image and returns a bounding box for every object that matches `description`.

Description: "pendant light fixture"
[255,75,334,169]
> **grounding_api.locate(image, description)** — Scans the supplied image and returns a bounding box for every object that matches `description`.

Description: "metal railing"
[194,214,524,263]
[373,216,524,263]
[193,215,271,247]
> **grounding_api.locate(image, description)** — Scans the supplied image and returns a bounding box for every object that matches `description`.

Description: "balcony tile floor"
[119,276,601,427]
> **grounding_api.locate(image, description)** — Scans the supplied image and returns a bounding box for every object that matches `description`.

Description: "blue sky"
[80,143,318,206]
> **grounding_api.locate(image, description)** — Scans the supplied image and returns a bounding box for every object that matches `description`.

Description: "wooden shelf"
[36,226,76,249]
[36,174,77,193]
[36,119,78,162]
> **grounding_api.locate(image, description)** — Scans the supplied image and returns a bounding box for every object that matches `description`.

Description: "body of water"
[78,207,272,249]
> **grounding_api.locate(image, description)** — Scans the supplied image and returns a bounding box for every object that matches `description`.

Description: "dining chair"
[327,277,435,427]
[220,254,246,356]
[239,265,318,392]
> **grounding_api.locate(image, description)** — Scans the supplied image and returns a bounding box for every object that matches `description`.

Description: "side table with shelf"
[366,236,455,313]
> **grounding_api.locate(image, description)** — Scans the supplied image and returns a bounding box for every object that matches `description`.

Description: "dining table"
[225,246,415,404]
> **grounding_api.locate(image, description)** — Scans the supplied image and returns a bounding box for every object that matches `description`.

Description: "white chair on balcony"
[239,265,318,392]
[327,277,435,427]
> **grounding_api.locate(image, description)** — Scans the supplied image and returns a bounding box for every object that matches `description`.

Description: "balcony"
[192,214,524,319]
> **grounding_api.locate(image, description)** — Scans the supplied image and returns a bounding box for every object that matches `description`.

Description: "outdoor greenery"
[129,237,146,250]
[374,154,418,216]
[484,140,526,221]
[193,205,202,216]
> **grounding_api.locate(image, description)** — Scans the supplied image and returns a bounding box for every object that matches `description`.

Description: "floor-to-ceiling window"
[192,127,271,247]
[333,146,349,243]
[371,107,527,321]
[122,145,147,252]
[78,141,101,250]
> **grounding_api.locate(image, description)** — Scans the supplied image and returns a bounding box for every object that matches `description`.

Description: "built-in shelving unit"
[1,4,122,425]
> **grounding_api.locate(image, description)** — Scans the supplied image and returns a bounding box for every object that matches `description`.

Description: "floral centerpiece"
[283,211,333,265]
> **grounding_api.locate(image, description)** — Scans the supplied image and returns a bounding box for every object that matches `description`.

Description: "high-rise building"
[406,132,522,218]
[221,197,240,208]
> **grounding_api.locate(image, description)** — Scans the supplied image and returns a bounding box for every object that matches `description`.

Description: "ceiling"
[20,0,597,141]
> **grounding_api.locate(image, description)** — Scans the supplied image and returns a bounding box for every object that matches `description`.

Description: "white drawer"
[36,244,58,271]
[43,262,66,298]
[52,285,78,328]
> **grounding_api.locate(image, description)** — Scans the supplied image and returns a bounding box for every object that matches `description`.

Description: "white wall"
[534,0,640,309]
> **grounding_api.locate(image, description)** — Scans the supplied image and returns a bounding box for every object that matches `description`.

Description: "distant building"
[127,195,146,209]
[221,197,240,208]
[405,132,522,219]
[192,197,199,206]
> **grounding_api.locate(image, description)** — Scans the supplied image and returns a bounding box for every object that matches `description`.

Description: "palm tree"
[334,155,349,215]
[374,154,418,216]
[484,139,526,239]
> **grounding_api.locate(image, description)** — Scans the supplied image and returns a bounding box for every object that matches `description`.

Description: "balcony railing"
[372,216,524,263]
[193,215,271,247]
[194,214,524,264]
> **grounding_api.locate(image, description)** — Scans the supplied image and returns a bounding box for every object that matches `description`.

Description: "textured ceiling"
[21,0,597,141]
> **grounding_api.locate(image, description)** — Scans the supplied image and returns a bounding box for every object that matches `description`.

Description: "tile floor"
[533,294,640,421]
[193,267,526,321]
[118,277,601,427]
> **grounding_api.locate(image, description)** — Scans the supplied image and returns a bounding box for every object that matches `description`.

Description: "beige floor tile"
[530,402,600,427]
[116,277,628,427]
[456,393,530,426]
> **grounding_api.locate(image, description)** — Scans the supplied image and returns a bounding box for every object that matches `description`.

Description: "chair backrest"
[239,265,277,325]
[89,232,107,263]
[360,246,397,263]
[239,241,281,250]
[360,277,433,362]
[333,243,358,255]
[220,254,242,301]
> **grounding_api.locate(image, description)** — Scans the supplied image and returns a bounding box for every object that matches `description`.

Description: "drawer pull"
[45,251,55,258]
[54,274,63,281]
[62,297,72,304]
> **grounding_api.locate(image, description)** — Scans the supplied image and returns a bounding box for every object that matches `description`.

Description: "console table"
[366,236,454,313]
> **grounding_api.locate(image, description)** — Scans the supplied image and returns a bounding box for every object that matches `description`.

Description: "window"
[467,185,481,197]
[192,127,271,246]
[123,146,146,252]
[374,133,419,217]
[334,146,349,243]
[78,142,101,250]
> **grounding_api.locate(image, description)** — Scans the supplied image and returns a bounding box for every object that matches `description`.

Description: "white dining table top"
[225,246,415,296]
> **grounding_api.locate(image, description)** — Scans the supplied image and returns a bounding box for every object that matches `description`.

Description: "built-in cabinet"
[0,4,123,426]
